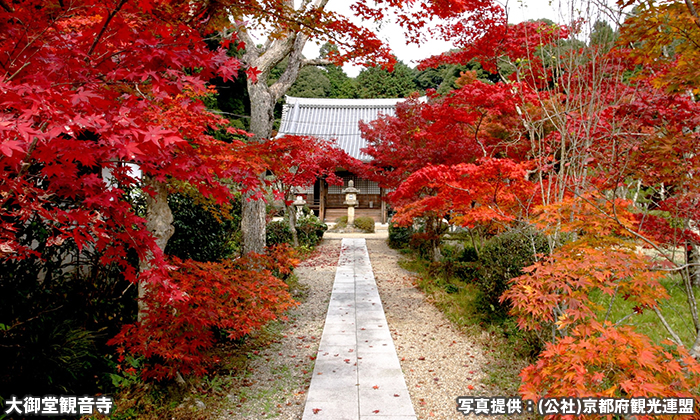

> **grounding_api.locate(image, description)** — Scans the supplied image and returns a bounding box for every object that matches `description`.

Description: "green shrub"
[335,216,348,229]
[444,283,460,294]
[0,217,138,396]
[388,222,414,249]
[266,220,293,246]
[409,231,439,260]
[353,216,375,232]
[429,259,479,283]
[459,244,479,262]
[10,320,101,393]
[166,193,241,261]
[422,261,470,295]
[471,229,548,320]
[415,228,548,322]
[296,215,328,247]
[267,215,327,248]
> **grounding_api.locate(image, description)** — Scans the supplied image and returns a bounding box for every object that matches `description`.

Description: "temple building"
[277,96,412,223]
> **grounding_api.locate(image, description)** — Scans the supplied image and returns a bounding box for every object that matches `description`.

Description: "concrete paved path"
[301,238,417,420]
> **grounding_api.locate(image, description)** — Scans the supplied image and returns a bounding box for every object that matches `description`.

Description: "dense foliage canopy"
[3,0,700,412]
[359,0,700,408]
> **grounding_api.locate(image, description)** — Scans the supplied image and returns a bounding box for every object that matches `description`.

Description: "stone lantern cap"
[342,179,360,194]
[292,194,306,206]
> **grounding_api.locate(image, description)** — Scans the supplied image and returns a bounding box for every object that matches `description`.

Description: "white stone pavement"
[301,238,417,420]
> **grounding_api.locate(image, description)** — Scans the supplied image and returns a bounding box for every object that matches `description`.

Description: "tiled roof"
[277,96,413,161]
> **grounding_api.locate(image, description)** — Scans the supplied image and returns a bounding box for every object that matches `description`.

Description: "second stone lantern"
[342,180,360,225]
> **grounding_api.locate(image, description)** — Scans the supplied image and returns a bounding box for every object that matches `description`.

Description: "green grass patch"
[399,258,482,330]
[398,256,536,397]
[591,273,699,347]
[397,234,700,413]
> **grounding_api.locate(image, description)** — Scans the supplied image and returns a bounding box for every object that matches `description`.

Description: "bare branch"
[17,122,48,178]
[87,0,129,57]
[613,312,635,327]
[302,57,333,66]
[682,260,700,333]
[654,307,685,347]
[572,190,677,266]
[3,305,64,332]
[6,62,30,82]
[207,109,251,119]
[269,33,308,101]
[691,333,700,359]
[604,284,621,324]
[237,28,259,56]
[653,262,700,272]
[684,0,700,30]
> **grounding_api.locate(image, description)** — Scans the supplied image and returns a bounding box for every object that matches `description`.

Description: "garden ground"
[211,237,523,420]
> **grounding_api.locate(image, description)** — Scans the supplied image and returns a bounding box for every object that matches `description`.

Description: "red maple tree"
[0,0,263,281]
[259,135,354,246]
[362,3,700,406]
[0,0,301,380]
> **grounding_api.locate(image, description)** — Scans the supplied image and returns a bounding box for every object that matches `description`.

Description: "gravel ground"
[220,238,495,420]
[366,239,492,420]
[219,240,341,420]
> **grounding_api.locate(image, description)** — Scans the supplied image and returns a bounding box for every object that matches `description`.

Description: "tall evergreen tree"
[356,60,419,98]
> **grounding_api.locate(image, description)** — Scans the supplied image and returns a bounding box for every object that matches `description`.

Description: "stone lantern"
[342,180,360,225]
[292,189,307,218]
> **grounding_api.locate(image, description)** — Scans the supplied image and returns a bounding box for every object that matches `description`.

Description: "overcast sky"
[303,0,569,77]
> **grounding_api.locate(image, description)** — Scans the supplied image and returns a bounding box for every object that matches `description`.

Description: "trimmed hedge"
[335,216,348,229]
[354,216,375,233]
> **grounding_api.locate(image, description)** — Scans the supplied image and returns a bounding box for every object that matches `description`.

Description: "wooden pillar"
[380,187,387,224]
[320,179,326,222]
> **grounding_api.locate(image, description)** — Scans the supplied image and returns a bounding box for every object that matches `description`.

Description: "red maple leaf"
[219,57,241,83]
[245,66,261,83]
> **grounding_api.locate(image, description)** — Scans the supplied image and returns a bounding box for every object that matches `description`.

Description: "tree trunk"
[287,201,299,248]
[248,80,276,140]
[431,239,443,262]
[241,81,276,254]
[683,239,700,359]
[238,28,315,254]
[138,175,175,322]
[427,215,443,262]
[689,242,700,288]
[242,194,267,255]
